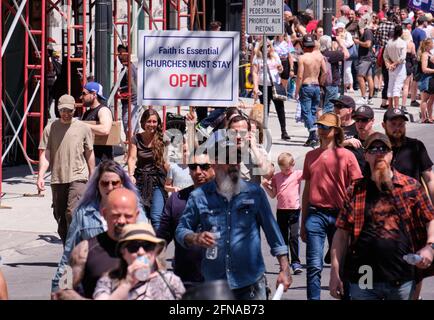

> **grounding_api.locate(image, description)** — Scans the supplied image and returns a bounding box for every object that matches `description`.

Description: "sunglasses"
[188,163,211,170]
[99,180,122,187]
[355,118,371,123]
[317,124,333,131]
[366,146,390,155]
[124,241,156,253]
[81,91,93,96]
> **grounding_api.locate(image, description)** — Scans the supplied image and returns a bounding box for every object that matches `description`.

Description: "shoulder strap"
[157,271,177,299]
[265,64,275,88]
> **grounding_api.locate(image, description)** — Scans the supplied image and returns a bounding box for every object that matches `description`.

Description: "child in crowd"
[262,152,303,274]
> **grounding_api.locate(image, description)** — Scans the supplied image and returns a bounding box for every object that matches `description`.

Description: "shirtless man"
[52,188,139,300]
[295,34,327,147]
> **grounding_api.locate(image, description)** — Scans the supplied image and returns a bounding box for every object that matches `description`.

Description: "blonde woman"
[416,39,434,123]
[401,29,417,111]
[252,39,290,140]
[273,34,294,94]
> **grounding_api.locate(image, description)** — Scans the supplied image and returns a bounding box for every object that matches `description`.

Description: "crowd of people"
[1,2,434,302]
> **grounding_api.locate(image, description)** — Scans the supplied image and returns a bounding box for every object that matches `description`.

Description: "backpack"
[165,112,186,135]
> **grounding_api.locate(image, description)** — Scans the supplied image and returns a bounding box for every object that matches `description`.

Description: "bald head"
[102,188,139,240]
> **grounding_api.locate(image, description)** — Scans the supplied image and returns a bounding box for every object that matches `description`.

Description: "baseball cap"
[84,81,107,101]
[315,112,341,127]
[330,95,356,110]
[302,34,316,48]
[363,132,392,150]
[284,3,292,13]
[353,105,374,120]
[383,108,409,122]
[57,94,76,110]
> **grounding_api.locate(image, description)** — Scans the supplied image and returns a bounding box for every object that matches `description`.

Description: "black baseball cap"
[353,105,374,120]
[383,108,409,122]
[330,95,356,110]
[302,34,316,47]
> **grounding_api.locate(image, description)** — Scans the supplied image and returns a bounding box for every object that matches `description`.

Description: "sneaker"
[291,263,303,275]
[281,132,291,140]
[303,138,319,148]
[356,98,367,105]
[367,98,374,105]
[410,100,420,107]
[196,124,211,139]
[401,106,408,114]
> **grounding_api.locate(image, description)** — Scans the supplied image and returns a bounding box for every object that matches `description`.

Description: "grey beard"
[216,171,240,201]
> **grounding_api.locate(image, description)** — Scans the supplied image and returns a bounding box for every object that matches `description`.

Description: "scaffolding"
[0,0,207,205]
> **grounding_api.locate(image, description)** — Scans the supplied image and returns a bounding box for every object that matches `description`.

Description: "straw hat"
[117,223,166,255]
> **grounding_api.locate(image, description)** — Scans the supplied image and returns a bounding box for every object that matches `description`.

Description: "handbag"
[266,66,287,101]
[347,44,358,61]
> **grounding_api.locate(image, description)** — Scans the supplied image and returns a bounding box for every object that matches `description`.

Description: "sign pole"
[262,35,269,129]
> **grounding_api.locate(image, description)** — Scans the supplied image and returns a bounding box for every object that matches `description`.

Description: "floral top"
[93,271,186,300]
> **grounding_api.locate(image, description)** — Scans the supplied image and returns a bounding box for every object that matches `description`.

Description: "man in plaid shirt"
[374,14,396,48]
[329,132,434,300]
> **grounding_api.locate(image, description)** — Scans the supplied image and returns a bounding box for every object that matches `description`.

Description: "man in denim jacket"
[176,143,292,299]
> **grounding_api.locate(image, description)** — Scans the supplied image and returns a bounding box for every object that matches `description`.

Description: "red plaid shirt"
[337,170,434,280]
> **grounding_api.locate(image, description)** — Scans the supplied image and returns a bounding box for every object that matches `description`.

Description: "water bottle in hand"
[206,226,221,260]
[403,254,422,265]
[134,255,150,281]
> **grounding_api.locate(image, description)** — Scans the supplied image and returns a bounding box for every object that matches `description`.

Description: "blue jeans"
[299,85,320,133]
[122,102,141,137]
[350,281,415,300]
[323,86,339,113]
[148,187,165,231]
[305,206,338,300]
[231,275,268,300]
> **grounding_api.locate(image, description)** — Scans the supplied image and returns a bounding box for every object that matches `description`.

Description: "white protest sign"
[137,30,239,107]
[246,0,284,35]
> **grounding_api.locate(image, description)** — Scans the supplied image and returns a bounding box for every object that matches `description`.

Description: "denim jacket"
[175,179,287,289]
[51,199,147,292]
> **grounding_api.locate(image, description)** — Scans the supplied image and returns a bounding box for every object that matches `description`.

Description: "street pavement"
[1,92,434,300]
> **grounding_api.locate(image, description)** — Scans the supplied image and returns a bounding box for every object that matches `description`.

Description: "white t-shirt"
[252,52,282,86]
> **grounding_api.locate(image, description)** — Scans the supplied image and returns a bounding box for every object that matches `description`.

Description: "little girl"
[262,152,303,274]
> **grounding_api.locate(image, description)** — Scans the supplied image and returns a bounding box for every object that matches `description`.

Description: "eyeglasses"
[188,163,211,171]
[366,146,390,155]
[99,180,122,187]
[124,241,156,253]
[355,118,371,123]
[317,124,333,131]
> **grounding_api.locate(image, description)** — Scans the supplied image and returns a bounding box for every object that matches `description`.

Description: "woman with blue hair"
[51,160,147,292]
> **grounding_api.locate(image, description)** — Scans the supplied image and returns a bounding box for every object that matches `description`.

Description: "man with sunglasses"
[81,82,114,164]
[37,95,95,245]
[53,188,140,300]
[330,132,434,300]
[301,112,362,300]
[350,105,375,172]
[158,153,215,289]
[176,142,292,300]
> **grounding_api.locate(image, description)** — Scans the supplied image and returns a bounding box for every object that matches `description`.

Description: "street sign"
[137,30,239,107]
[246,0,284,35]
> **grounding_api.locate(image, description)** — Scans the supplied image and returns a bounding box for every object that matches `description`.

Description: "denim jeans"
[323,86,339,113]
[276,209,301,264]
[122,102,141,137]
[231,275,268,300]
[305,206,338,300]
[299,85,320,133]
[350,281,415,300]
[148,186,165,231]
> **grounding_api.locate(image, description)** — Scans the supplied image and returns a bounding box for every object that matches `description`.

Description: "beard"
[372,160,393,193]
[113,223,125,240]
[216,168,240,201]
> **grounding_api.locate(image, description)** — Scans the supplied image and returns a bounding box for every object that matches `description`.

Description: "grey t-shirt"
[358,29,374,62]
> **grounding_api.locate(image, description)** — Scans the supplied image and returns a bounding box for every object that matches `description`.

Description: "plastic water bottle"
[272,284,284,300]
[403,254,422,265]
[206,226,221,260]
[134,256,150,281]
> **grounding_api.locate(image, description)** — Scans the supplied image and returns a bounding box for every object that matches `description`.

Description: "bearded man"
[329,132,434,300]
[176,142,292,300]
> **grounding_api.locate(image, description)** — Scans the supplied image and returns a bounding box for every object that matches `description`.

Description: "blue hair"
[77,160,139,208]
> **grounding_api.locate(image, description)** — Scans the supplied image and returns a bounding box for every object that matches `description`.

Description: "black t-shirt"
[346,180,414,283]
[392,137,433,181]
[358,29,374,61]
[323,50,345,87]
[343,124,365,176]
